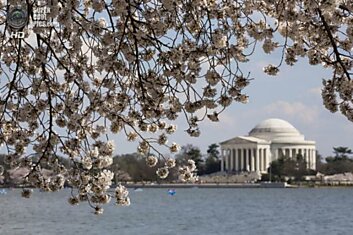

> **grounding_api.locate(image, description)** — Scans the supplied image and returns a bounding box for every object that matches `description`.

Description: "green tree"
[291,154,310,180]
[268,156,287,181]
[333,147,353,159]
[323,157,353,175]
[111,153,160,182]
[205,144,221,174]
[268,154,311,181]
[321,147,353,174]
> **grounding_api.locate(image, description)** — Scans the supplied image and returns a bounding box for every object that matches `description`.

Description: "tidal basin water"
[1,188,353,235]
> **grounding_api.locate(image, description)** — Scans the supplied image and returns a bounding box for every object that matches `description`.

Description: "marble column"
[276,148,280,160]
[259,148,263,172]
[250,149,255,172]
[256,148,260,172]
[282,148,286,158]
[245,150,248,171]
[262,148,267,171]
[240,148,244,171]
[266,148,271,171]
[312,149,316,170]
[289,148,292,158]
[235,149,239,171]
[248,149,252,172]
[245,148,249,171]
[221,152,224,172]
[230,149,234,171]
[304,149,309,168]
[225,149,229,171]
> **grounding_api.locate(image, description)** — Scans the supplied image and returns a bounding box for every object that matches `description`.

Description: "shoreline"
[122,182,290,188]
[121,182,353,189]
[123,183,260,188]
[3,182,353,190]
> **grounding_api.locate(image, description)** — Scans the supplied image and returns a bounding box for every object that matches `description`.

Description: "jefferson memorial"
[219,118,316,174]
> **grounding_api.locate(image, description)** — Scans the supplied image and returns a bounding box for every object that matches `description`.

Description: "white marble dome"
[220,118,316,173]
[249,118,305,142]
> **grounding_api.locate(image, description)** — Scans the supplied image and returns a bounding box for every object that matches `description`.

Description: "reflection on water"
[1,188,353,235]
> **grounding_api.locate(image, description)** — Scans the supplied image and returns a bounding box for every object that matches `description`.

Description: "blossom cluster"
[154,157,176,179]
[115,184,130,206]
[0,0,352,213]
[255,0,353,120]
[178,160,199,183]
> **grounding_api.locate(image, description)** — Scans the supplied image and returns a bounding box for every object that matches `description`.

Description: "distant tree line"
[112,144,221,182]
[0,144,221,185]
[266,146,353,181]
[2,146,353,185]
[317,147,353,175]
[266,155,315,182]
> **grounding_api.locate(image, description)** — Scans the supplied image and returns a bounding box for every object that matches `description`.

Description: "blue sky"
[113,53,353,158]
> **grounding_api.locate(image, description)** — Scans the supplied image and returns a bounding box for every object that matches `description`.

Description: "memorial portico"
[220,118,316,174]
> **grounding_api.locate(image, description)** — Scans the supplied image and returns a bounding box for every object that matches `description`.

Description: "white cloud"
[263,101,320,123]
[308,86,322,96]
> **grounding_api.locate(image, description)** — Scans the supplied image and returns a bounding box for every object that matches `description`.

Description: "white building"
[220,118,316,174]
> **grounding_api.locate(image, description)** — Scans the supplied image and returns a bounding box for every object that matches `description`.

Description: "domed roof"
[249,118,304,142]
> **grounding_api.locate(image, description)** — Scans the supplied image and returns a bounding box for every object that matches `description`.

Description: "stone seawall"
[121,182,288,188]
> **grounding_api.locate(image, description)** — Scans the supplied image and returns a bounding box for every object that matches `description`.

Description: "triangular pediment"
[220,136,270,145]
